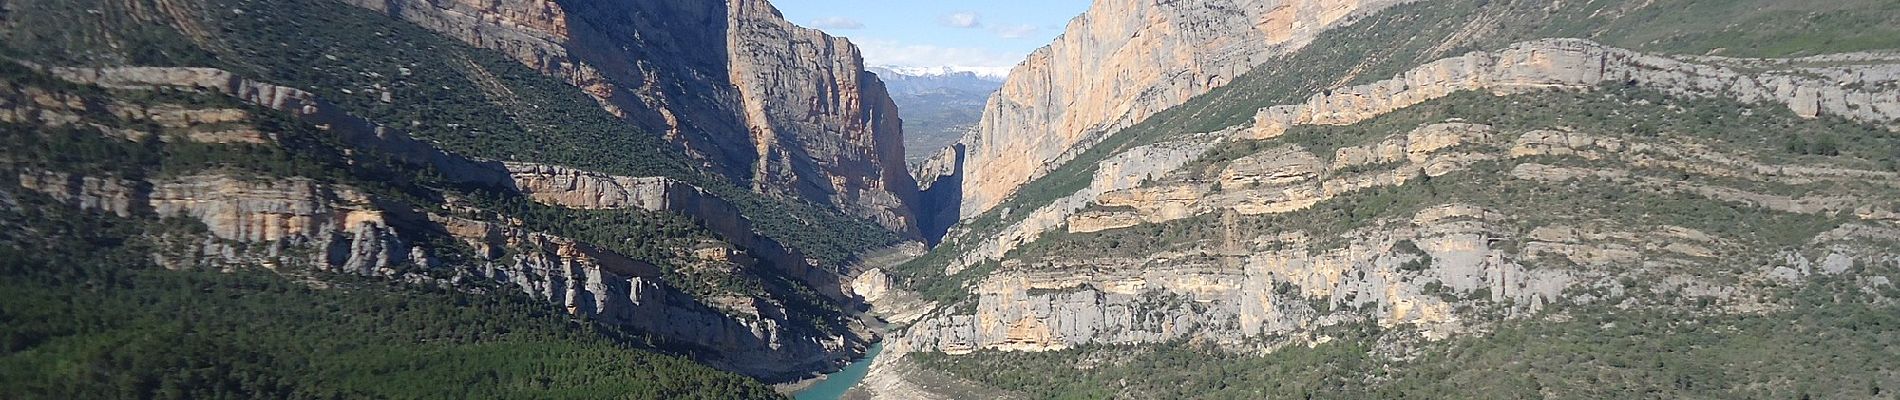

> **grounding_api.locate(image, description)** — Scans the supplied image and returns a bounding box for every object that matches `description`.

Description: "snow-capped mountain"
[874,65,1012,80]
[869,66,1004,163]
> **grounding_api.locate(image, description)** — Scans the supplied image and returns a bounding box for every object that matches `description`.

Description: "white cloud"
[855,39,1022,73]
[991,23,1039,39]
[810,16,864,30]
[940,12,981,28]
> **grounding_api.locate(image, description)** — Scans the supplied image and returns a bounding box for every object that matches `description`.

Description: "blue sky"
[771,0,1091,73]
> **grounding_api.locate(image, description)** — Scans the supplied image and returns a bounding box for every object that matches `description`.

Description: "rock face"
[337,0,921,237]
[895,39,1900,356]
[929,39,1900,286]
[16,170,146,217]
[946,0,1413,220]
[432,215,861,378]
[502,162,855,303]
[904,117,1900,353]
[913,144,965,242]
[17,169,417,275]
[1245,39,1900,140]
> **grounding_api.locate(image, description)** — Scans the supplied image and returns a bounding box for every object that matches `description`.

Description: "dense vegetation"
[916,276,1900,399]
[0,187,784,399]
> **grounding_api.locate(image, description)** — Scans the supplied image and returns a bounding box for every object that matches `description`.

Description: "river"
[792,342,885,400]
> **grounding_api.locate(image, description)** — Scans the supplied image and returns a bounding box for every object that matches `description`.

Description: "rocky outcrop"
[0,79,265,144]
[502,162,858,303]
[936,132,1221,276]
[1244,39,1900,140]
[905,204,1574,353]
[724,0,919,236]
[903,194,1898,353]
[914,144,964,243]
[434,215,867,379]
[16,170,146,217]
[336,0,921,237]
[149,175,416,275]
[13,165,867,379]
[951,0,1413,219]
[502,164,709,214]
[16,169,418,274]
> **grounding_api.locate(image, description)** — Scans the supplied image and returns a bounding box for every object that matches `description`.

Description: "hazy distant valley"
[868,67,1002,165]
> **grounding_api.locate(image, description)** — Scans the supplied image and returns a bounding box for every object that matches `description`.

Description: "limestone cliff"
[1243,39,1900,140]
[945,0,1412,220]
[335,0,921,236]
[891,39,1900,357]
[503,162,853,303]
[15,168,863,378]
[929,39,1900,286]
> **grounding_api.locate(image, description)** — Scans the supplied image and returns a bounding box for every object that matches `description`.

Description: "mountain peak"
[871,65,1010,80]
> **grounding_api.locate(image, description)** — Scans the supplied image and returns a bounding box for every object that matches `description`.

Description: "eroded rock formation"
[894,39,1900,355]
[946,0,1413,220]
[336,0,922,236]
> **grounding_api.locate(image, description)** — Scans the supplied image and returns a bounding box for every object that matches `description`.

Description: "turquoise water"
[793,342,884,400]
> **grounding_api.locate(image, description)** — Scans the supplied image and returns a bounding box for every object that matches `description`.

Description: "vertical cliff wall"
[336,0,920,237]
[946,0,1411,219]
[723,0,919,236]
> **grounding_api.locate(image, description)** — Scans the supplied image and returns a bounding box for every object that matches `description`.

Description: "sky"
[770,0,1092,76]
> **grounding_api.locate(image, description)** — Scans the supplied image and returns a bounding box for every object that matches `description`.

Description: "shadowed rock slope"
[0,0,931,392]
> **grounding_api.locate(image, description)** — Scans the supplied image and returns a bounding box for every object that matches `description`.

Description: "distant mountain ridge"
[874,65,1012,80]
[869,67,1002,164]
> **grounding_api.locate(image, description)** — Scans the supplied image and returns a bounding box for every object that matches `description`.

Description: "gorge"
[3,0,1900,398]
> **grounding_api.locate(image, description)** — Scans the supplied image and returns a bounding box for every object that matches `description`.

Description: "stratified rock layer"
[895,39,1900,356]
[950,0,1412,219]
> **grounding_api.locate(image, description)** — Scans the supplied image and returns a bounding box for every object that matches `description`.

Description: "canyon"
[850,0,1900,398]
[340,0,922,237]
[5,0,1900,398]
[924,0,1413,223]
